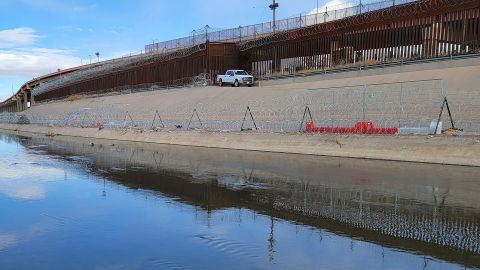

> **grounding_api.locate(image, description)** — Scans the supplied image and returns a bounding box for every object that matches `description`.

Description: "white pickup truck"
[217,70,254,87]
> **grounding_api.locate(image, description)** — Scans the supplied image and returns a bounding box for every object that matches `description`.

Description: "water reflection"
[0,183,45,201]
[0,137,64,201]
[0,234,17,251]
[0,132,479,269]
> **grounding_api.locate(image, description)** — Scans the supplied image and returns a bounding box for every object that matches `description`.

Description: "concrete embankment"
[1,123,480,167]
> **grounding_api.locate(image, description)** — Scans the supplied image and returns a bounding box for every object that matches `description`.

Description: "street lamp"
[269,0,279,33]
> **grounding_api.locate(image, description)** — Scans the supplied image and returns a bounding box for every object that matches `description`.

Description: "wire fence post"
[123,111,135,129]
[187,108,203,130]
[81,112,87,127]
[151,110,165,130]
[434,97,456,135]
[241,106,258,131]
[299,105,314,132]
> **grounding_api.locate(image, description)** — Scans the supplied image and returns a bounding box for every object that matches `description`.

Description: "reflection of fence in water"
[16,134,480,254]
[76,137,480,254]
[258,183,480,254]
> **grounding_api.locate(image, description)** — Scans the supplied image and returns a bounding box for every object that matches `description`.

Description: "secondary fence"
[1,79,479,135]
[33,44,208,99]
[145,0,417,53]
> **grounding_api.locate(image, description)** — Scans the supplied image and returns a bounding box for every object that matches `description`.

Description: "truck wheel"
[218,79,223,87]
[234,80,240,87]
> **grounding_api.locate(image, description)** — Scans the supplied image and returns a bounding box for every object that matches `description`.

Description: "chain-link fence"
[1,79,478,135]
[145,0,417,53]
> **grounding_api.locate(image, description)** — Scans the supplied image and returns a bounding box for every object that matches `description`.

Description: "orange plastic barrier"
[306,121,398,134]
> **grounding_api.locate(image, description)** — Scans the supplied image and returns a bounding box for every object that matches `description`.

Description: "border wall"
[1,0,480,111]
[33,43,238,102]
[239,0,480,77]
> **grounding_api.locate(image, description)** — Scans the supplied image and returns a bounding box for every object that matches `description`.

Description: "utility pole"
[269,0,279,33]
[89,54,92,64]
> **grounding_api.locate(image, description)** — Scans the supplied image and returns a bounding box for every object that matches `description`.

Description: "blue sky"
[0,0,361,101]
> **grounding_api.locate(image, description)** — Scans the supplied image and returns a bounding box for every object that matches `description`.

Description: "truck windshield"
[235,71,248,75]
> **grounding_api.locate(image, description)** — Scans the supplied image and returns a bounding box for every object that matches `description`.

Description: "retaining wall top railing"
[145,0,418,53]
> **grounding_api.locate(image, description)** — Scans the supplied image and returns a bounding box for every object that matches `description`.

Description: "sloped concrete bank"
[1,123,479,167]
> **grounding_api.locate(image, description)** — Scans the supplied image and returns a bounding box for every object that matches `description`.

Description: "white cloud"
[0,27,39,48]
[0,93,12,102]
[0,185,46,200]
[309,0,355,14]
[109,50,138,59]
[0,234,17,251]
[0,27,82,101]
[72,3,96,12]
[56,25,83,32]
[0,162,64,181]
[0,47,80,78]
[0,161,64,200]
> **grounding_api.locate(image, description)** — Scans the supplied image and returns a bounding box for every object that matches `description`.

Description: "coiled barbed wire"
[34,44,206,97]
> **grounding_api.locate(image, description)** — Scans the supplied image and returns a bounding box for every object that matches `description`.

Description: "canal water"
[0,132,479,269]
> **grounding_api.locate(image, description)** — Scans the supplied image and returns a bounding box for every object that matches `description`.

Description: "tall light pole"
[269,0,279,33]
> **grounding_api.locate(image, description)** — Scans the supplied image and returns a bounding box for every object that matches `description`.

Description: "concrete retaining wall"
[1,123,479,167]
